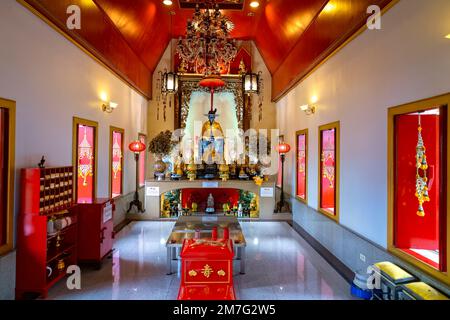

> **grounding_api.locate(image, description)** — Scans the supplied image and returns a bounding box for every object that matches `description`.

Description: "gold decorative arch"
[174,75,251,131]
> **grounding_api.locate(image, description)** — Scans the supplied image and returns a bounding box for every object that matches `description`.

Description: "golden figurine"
[253,176,263,186]
[238,58,247,75]
[219,163,230,181]
[186,158,197,181]
[178,60,188,73]
[248,163,257,176]
[229,161,237,177]
[57,259,65,272]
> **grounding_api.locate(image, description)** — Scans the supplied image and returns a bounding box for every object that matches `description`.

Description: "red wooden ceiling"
[22,0,394,100]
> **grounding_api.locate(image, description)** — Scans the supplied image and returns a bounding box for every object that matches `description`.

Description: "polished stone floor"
[46,221,354,300]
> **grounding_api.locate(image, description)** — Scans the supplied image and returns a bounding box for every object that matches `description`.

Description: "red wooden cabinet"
[16,166,78,299]
[74,198,115,267]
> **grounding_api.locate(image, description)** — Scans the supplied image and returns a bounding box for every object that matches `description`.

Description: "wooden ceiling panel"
[254,0,328,73]
[22,0,153,98]
[20,0,396,101]
[271,0,394,100]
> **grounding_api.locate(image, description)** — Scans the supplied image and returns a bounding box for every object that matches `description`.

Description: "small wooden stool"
[399,282,449,300]
[372,261,416,300]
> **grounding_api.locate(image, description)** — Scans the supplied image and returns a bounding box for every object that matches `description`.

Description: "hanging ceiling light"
[158,11,178,122]
[176,2,238,77]
[161,11,178,94]
[250,1,260,8]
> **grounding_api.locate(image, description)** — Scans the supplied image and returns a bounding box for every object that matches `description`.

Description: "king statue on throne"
[199,109,225,179]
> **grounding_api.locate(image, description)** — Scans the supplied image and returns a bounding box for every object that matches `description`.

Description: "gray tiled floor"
[45,221,354,300]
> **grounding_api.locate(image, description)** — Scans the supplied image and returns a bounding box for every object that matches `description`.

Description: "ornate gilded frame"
[387,93,450,285]
[318,121,340,223]
[174,75,250,131]
[0,98,15,256]
[72,117,99,203]
[109,126,125,199]
[296,129,308,204]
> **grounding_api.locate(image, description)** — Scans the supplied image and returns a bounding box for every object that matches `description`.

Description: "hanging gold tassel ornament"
[415,114,430,217]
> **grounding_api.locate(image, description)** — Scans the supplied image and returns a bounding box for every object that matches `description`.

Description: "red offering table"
[178,238,236,300]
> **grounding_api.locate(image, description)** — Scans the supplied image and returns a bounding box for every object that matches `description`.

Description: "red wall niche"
[181,188,240,212]
[77,125,95,203]
[297,134,307,199]
[394,110,446,270]
[111,131,123,198]
[0,108,8,246]
[320,129,336,213]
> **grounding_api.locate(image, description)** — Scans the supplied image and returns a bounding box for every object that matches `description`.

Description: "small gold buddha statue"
[186,157,197,181]
[219,163,230,181]
[238,59,247,75]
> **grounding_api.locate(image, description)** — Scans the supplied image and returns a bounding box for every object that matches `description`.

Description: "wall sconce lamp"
[161,70,179,94]
[300,104,316,115]
[102,101,118,113]
[243,72,261,94]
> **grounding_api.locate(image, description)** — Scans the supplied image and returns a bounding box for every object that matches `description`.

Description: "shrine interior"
[1,0,450,303]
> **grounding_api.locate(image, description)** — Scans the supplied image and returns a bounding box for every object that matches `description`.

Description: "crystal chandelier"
[176,2,238,76]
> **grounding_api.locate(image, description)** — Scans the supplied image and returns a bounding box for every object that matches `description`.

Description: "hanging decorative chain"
[415,113,430,217]
[258,72,264,122]
[156,78,161,121]
[176,2,237,76]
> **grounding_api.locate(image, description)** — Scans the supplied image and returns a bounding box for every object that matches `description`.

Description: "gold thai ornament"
[112,134,122,179]
[298,150,306,173]
[321,152,335,188]
[78,126,93,187]
[321,131,335,188]
[415,114,430,217]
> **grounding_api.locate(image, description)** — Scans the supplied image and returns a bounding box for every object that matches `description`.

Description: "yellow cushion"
[404,282,448,300]
[374,261,414,281]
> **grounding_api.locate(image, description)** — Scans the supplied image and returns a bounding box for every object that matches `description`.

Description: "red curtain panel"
[77,125,95,203]
[297,134,306,199]
[320,129,336,214]
[394,113,441,261]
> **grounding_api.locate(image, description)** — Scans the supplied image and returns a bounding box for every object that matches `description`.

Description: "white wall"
[0,0,148,299]
[276,0,450,247]
[0,0,148,198]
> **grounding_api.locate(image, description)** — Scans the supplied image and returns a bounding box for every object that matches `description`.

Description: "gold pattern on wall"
[78,126,93,187]
[321,133,335,188]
